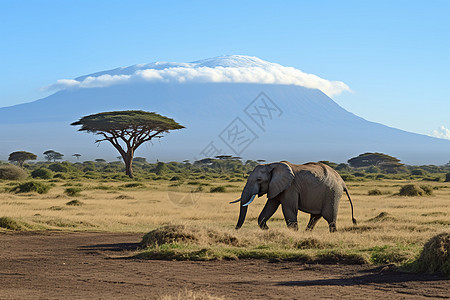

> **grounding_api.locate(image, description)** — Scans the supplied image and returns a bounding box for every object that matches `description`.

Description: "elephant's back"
[294,162,345,215]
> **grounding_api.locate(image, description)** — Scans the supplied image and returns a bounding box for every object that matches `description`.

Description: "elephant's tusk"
[242,194,256,207]
[229,198,240,204]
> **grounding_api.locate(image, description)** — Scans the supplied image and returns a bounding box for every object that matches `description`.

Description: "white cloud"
[45,56,351,97]
[430,125,450,140]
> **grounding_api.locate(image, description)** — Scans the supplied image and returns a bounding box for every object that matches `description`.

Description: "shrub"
[48,163,69,173]
[66,199,84,206]
[53,173,67,179]
[411,233,450,275]
[210,186,226,193]
[0,164,28,180]
[65,187,82,197]
[445,173,450,182]
[368,189,382,196]
[11,181,51,194]
[31,168,53,179]
[141,225,198,247]
[411,169,427,176]
[398,184,425,196]
[121,182,145,188]
[340,174,355,181]
[419,185,433,196]
[353,172,365,177]
[422,176,441,182]
[0,216,25,230]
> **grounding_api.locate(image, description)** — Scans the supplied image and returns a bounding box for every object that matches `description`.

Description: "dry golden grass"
[0,178,449,265]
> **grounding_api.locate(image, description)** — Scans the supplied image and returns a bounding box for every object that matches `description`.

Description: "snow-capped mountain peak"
[52,55,350,97]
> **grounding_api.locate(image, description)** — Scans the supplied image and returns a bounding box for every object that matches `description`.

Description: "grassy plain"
[0,177,449,266]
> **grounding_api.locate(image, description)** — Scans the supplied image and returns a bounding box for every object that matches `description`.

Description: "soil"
[0,231,448,299]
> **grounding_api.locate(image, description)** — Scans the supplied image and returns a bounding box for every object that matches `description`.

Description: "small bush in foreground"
[409,232,450,276]
[31,168,53,179]
[0,216,24,231]
[11,181,51,194]
[141,225,198,247]
[445,172,450,182]
[0,164,28,180]
[368,189,382,196]
[66,199,84,206]
[210,186,226,193]
[64,187,82,197]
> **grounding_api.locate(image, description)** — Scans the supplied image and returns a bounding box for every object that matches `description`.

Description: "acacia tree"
[71,110,184,178]
[44,150,64,162]
[348,152,400,168]
[72,154,81,160]
[8,151,37,167]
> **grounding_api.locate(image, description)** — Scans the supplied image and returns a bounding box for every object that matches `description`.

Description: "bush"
[66,199,84,206]
[445,173,450,182]
[398,184,431,196]
[53,173,67,179]
[65,187,82,197]
[411,169,427,176]
[0,216,25,231]
[419,185,433,196]
[411,233,450,275]
[353,172,365,177]
[368,189,382,196]
[121,182,145,188]
[31,168,53,179]
[48,163,69,173]
[340,174,355,181]
[210,186,226,193]
[0,164,28,180]
[11,181,51,194]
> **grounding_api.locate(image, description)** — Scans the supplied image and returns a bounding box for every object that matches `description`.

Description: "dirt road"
[0,231,448,299]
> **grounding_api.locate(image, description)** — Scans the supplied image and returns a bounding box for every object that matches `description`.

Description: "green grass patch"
[11,181,51,194]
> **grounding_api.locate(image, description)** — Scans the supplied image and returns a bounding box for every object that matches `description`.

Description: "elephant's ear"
[268,162,294,199]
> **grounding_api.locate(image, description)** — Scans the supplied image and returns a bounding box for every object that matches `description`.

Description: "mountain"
[0,55,448,164]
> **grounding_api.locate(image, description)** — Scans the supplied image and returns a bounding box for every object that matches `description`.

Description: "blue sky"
[1,0,449,137]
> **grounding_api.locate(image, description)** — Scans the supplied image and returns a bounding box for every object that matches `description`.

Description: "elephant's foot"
[286,221,298,231]
[306,214,321,231]
[259,223,269,230]
[328,222,337,232]
[258,217,269,230]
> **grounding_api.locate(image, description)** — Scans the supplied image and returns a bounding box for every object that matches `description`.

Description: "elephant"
[231,161,357,232]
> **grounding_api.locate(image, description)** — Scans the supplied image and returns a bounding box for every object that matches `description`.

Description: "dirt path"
[0,231,448,299]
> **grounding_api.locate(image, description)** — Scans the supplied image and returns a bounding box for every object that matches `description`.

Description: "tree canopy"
[8,151,37,167]
[348,152,400,168]
[44,150,64,162]
[71,110,184,178]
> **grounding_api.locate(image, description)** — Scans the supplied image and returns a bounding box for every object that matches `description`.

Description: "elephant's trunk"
[235,205,248,230]
[235,182,258,229]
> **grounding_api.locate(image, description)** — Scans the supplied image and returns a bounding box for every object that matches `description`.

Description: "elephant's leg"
[281,196,299,230]
[323,214,337,232]
[258,199,280,230]
[305,214,322,231]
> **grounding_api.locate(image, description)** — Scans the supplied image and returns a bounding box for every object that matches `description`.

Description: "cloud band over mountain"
[45,55,351,97]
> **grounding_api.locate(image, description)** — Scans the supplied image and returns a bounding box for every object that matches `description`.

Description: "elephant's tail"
[344,187,357,225]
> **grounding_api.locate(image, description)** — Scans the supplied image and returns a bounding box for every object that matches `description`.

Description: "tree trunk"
[124,149,135,178]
